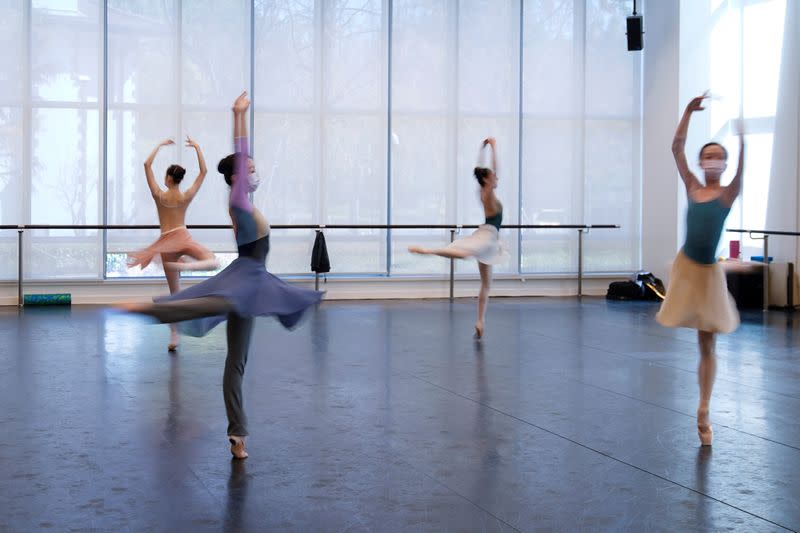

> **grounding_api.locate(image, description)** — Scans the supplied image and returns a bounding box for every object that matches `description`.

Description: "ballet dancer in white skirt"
[409,137,506,339]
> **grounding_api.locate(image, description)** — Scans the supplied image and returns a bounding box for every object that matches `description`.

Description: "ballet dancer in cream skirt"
[656,92,745,446]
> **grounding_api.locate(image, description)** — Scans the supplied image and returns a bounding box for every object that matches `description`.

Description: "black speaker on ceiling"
[626,15,643,51]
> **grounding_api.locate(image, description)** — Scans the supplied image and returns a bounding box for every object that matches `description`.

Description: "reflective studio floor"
[0,297,798,532]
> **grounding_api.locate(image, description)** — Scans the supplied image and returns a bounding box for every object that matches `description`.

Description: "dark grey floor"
[1,297,798,532]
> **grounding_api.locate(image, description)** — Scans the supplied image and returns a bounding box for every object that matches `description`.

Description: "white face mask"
[247,172,261,193]
[700,159,726,173]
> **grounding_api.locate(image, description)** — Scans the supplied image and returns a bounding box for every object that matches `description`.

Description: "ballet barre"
[726,228,800,311]
[1,223,619,306]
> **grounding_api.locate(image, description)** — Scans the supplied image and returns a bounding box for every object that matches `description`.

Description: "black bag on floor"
[635,272,666,301]
[607,272,665,301]
[606,280,644,300]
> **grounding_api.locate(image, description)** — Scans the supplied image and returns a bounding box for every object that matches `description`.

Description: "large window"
[105,0,249,278]
[391,0,520,276]
[521,0,641,274]
[0,2,25,279]
[254,0,388,275]
[680,0,788,257]
[30,0,102,279]
[1,0,643,281]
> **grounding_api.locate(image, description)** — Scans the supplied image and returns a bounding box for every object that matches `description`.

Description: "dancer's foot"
[408,246,430,255]
[474,322,484,340]
[113,301,150,313]
[697,408,713,446]
[229,435,248,459]
[168,329,179,352]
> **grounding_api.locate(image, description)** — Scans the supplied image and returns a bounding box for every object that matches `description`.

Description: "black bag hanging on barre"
[311,230,331,273]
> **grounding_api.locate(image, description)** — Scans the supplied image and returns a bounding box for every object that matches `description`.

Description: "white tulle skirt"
[445,224,508,266]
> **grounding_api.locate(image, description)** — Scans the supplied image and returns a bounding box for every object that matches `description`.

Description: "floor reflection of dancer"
[409,137,505,339]
[656,92,744,446]
[118,92,323,459]
[128,136,219,352]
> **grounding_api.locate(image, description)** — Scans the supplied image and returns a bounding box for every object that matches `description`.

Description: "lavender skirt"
[155,256,323,337]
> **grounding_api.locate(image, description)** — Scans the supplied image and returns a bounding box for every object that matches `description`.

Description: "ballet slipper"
[229,435,248,459]
[697,408,713,446]
[474,322,484,340]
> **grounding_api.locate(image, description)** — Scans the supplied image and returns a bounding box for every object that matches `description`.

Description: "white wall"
[643,0,799,282]
[641,0,681,283]
[765,0,800,265]
[678,0,798,267]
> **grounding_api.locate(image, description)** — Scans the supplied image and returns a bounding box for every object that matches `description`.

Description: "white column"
[765,0,799,264]
[641,0,681,283]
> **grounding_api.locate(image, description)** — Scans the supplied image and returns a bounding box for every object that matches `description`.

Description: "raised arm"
[143,139,173,197]
[229,92,252,213]
[723,121,745,206]
[672,94,706,195]
[183,135,207,200]
[483,137,497,173]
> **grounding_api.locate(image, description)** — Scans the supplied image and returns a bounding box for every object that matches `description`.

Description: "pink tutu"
[128,227,214,269]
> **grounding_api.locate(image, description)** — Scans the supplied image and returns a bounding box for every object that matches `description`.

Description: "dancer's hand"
[482,137,498,171]
[686,91,709,113]
[233,91,250,114]
[160,139,175,147]
[185,135,199,148]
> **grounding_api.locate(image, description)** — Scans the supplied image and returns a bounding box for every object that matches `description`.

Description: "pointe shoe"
[474,322,484,340]
[697,409,713,446]
[168,331,179,352]
[229,435,248,459]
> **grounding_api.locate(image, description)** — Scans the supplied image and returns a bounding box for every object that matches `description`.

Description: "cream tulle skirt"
[655,251,740,334]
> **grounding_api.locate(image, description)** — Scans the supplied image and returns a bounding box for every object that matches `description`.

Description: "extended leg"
[165,244,220,272]
[408,245,471,259]
[118,296,234,323]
